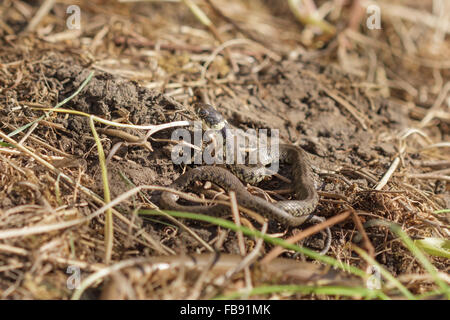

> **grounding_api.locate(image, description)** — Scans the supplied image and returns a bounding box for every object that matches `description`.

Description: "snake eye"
[196,104,216,120]
[194,104,208,118]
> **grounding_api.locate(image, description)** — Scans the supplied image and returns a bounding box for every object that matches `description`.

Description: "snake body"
[160,104,331,254]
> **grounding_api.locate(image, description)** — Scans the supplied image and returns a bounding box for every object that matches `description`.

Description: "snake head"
[194,103,227,131]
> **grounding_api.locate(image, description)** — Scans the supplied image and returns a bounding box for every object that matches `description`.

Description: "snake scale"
[160,104,331,254]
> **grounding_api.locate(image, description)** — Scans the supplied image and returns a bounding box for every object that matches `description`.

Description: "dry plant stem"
[347,0,365,31]
[114,36,212,53]
[8,72,95,140]
[203,0,275,51]
[371,1,450,33]
[25,0,55,32]
[351,210,375,259]
[209,223,268,296]
[181,0,238,72]
[230,222,267,277]
[353,246,416,300]
[201,38,281,80]
[186,254,218,300]
[90,117,113,264]
[406,174,450,182]
[229,191,252,289]
[106,142,125,163]
[0,154,26,173]
[418,160,450,169]
[121,175,214,253]
[0,178,260,245]
[2,123,72,157]
[421,142,450,150]
[345,29,450,69]
[0,244,28,256]
[155,211,215,254]
[71,257,151,300]
[32,107,191,133]
[261,210,352,265]
[375,157,400,190]
[230,191,246,257]
[287,0,336,35]
[394,273,450,287]
[44,256,104,272]
[18,122,39,146]
[0,185,157,239]
[73,248,350,300]
[399,128,432,144]
[420,82,450,127]
[97,128,145,144]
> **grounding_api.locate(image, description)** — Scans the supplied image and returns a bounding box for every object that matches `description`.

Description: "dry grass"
[0,0,449,300]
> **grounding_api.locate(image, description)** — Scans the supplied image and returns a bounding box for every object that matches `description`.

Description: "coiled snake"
[160,104,331,254]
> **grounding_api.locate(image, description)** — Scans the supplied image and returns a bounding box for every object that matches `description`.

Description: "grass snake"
[160,104,331,254]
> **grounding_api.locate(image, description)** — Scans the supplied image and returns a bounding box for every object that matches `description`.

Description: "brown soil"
[0,0,448,300]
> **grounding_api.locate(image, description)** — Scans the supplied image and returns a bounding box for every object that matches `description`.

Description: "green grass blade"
[414,238,450,259]
[140,209,366,278]
[216,284,387,300]
[368,219,449,296]
[353,246,416,299]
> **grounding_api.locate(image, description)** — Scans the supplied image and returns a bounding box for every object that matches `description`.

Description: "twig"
[229,191,252,289]
[406,174,450,182]
[416,160,450,169]
[229,191,246,256]
[261,210,351,265]
[420,82,450,127]
[375,157,400,190]
[420,142,450,150]
[0,244,28,256]
[351,210,375,259]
